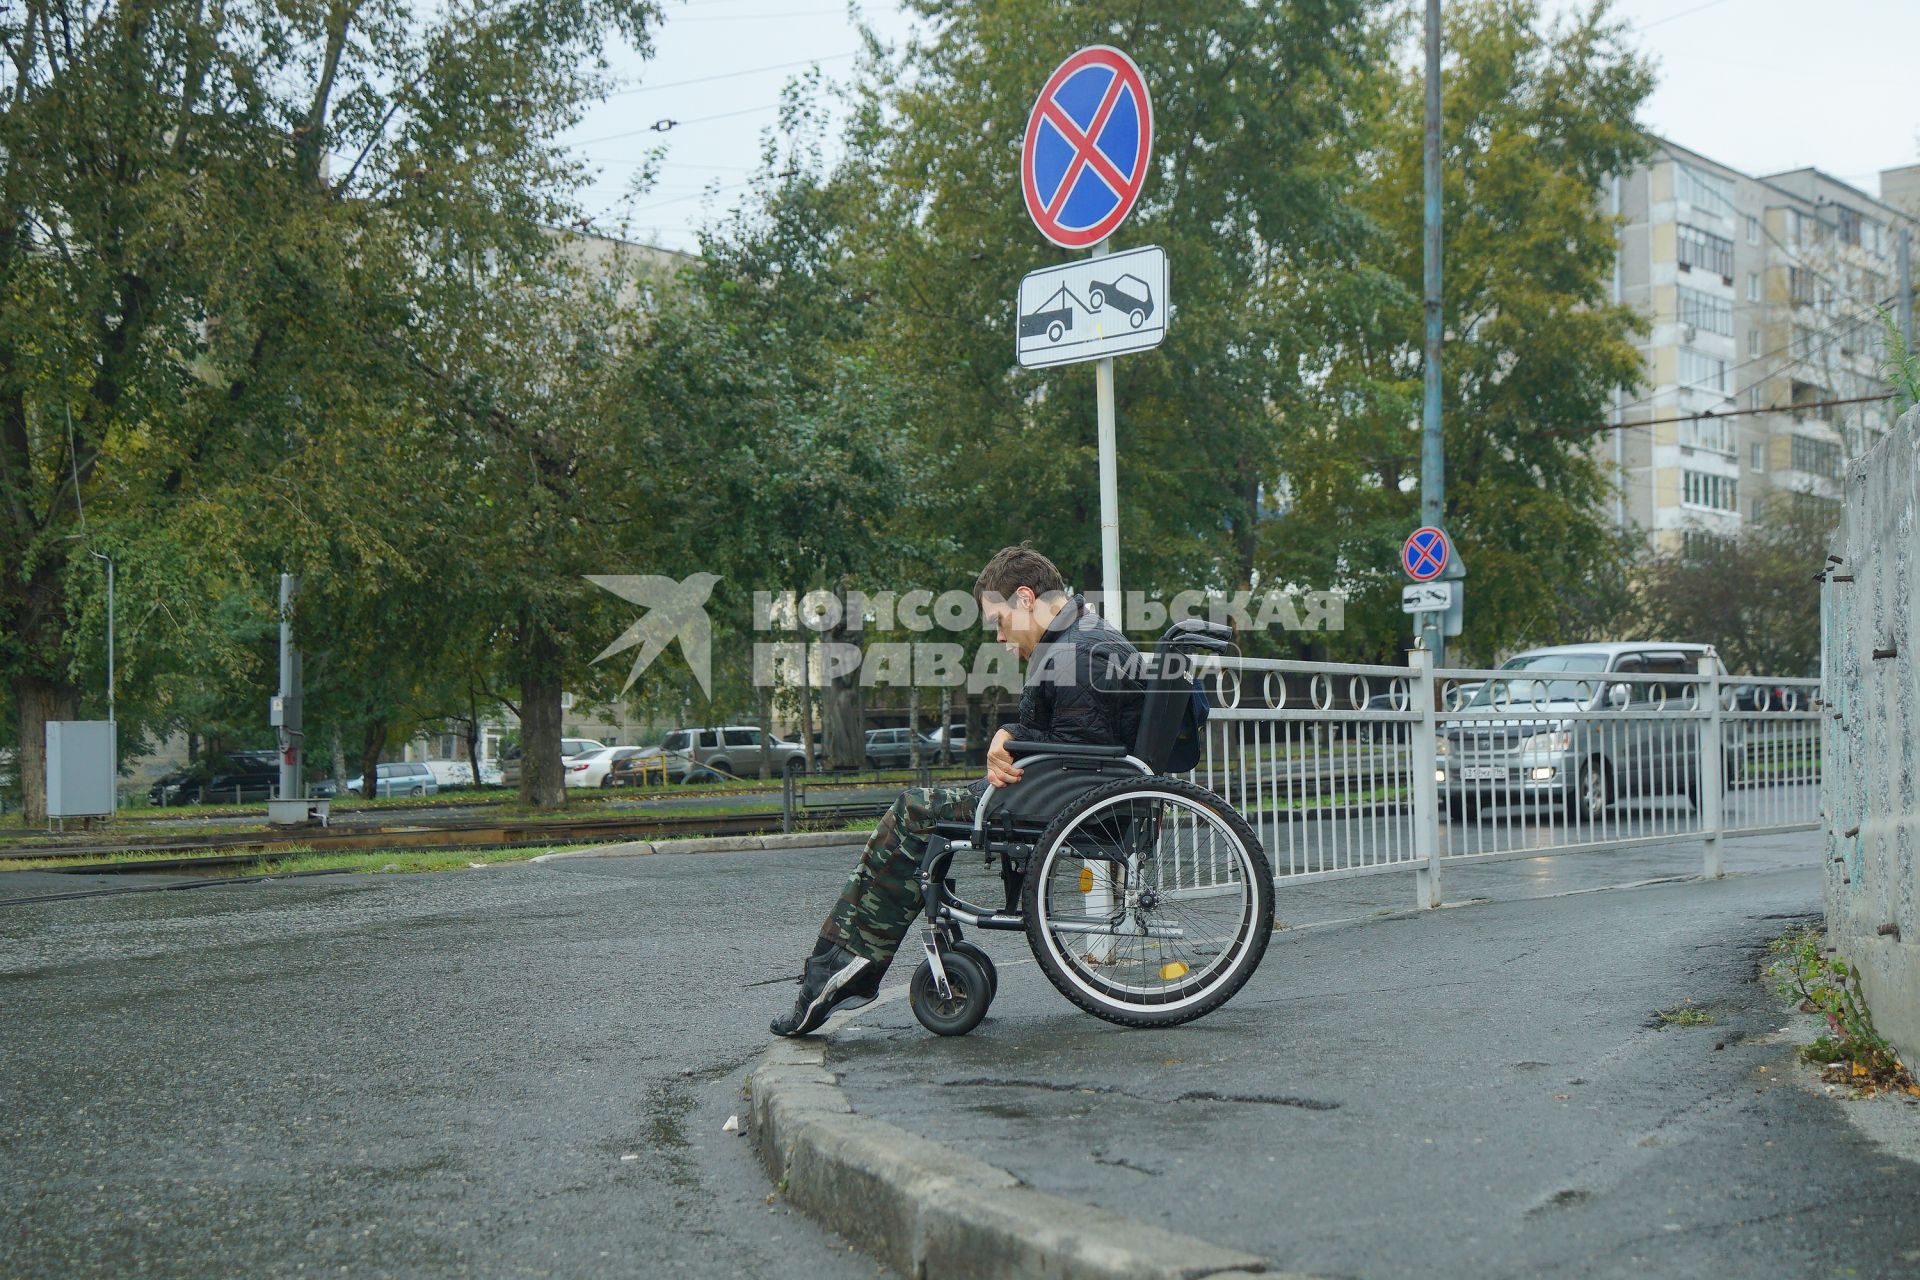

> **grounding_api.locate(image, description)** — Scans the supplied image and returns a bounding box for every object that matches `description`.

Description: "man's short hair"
[974,544,1068,608]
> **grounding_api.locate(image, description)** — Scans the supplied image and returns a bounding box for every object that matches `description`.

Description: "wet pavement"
[826,832,1920,1279]
[0,847,889,1279]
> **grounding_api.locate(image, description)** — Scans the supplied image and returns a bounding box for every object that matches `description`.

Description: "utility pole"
[1420,0,1447,666]
[276,574,304,801]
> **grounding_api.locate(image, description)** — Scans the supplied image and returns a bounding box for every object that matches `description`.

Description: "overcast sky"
[560,0,1920,253]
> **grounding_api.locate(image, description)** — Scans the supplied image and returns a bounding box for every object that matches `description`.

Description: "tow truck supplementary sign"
[1401,581,1454,614]
[1015,244,1169,369]
[1021,46,1153,249]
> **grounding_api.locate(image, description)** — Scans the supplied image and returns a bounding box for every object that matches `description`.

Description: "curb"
[531,831,858,862]
[748,1038,1301,1280]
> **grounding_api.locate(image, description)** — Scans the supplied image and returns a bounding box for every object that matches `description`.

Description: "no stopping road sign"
[1021,46,1153,249]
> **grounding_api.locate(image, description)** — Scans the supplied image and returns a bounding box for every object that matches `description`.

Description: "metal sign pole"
[1420,0,1446,666]
[1092,238,1122,630]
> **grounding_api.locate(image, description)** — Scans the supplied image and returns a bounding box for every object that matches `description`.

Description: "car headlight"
[1435,739,1448,757]
[1519,731,1570,753]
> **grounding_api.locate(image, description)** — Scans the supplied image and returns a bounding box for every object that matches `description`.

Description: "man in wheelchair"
[771,544,1146,1037]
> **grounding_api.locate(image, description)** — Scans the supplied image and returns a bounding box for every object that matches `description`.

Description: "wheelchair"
[908,620,1275,1036]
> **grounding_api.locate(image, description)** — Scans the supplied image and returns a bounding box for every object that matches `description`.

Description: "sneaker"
[770,944,880,1037]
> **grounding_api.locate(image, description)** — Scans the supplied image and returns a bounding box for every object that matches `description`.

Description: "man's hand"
[986,728,1024,788]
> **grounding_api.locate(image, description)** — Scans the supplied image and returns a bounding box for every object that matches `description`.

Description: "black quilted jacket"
[1001,595,1144,751]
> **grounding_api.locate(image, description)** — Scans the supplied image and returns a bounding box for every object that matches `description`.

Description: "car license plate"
[1462,765,1505,781]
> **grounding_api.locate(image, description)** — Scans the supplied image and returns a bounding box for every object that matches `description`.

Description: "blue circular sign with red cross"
[1403,527,1450,582]
[1021,46,1154,250]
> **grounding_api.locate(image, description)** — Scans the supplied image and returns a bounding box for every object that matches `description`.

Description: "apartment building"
[1606,140,1917,554]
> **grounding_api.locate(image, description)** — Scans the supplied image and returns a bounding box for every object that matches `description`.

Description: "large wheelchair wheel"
[1022,775,1273,1028]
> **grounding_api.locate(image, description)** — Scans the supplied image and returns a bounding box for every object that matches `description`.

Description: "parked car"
[1731,682,1808,712]
[924,724,968,761]
[864,727,938,770]
[1355,691,1410,746]
[1438,643,1735,821]
[498,738,606,788]
[149,751,280,806]
[627,727,807,783]
[312,761,440,799]
[564,746,645,788]
[423,759,477,789]
[148,766,201,807]
[194,754,283,806]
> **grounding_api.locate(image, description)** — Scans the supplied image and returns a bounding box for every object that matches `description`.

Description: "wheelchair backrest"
[1132,620,1231,774]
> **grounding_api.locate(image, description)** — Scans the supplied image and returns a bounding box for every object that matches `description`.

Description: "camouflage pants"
[819,783,984,970]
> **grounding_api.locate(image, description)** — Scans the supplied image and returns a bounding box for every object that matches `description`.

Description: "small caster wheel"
[948,940,997,1003]
[909,950,991,1036]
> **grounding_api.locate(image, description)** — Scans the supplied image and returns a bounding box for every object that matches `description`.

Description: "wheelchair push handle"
[1156,618,1232,652]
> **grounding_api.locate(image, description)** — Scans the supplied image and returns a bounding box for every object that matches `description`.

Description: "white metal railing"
[1189,652,1821,908]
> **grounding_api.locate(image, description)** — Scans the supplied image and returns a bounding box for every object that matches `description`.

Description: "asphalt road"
[0,846,890,1279]
[828,832,1920,1280]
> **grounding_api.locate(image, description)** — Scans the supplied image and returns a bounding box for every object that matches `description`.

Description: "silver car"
[1439,643,1735,820]
[632,726,807,782]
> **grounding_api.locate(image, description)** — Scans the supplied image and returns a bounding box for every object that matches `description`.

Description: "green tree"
[1632,496,1832,676]
[0,0,659,820]
[1272,0,1655,662]
[621,104,932,768]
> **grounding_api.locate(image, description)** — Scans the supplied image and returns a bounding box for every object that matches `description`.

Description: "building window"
[1679,348,1730,394]
[1750,442,1765,471]
[1677,224,1735,279]
[1837,206,1860,247]
[1683,470,1738,511]
[1748,327,1760,356]
[1680,527,1727,557]
[1746,272,1760,302]
[1791,435,1844,479]
[1677,285,1733,337]
[1675,164,1736,218]
[1746,215,1760,244]
[1681,417,1734,454]
[1839,315,1874,357]
[1791,379,1835,420]
[1789,266,1814,307]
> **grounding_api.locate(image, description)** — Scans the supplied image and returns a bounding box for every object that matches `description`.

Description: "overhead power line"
[1636,0,1735,31]
[1543,392,1893,440]
[574,101,784,146]
[601,51,856,99]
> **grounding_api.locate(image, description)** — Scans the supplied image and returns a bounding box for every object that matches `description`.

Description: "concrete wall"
[1823,403,1920,1064]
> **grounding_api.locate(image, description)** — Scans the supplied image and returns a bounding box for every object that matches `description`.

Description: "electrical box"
[270,695,286,727]
[46,721,116,818]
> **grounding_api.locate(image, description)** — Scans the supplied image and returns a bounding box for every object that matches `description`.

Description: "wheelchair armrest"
[1004,739,1129,760]
[976,751,1147,833]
